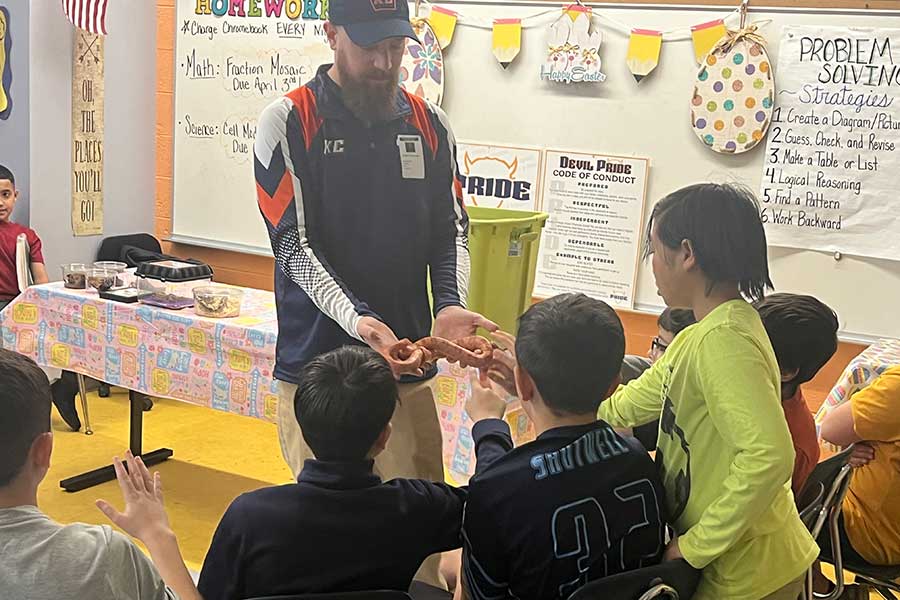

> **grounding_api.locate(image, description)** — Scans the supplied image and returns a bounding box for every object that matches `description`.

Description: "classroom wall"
[28,0,157,272]
[0,0,29,224]
[154,0,870,405]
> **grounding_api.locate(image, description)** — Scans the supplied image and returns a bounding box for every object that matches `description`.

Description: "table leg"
[76,374,94,436]
[59,390,173,493]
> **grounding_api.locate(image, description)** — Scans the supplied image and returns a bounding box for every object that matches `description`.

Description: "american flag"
[62,0,109,35]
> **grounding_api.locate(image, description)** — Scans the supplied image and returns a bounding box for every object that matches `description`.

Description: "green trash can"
[465,207,550,334]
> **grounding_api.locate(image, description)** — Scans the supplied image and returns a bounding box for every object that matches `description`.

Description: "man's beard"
[340,71,400,124]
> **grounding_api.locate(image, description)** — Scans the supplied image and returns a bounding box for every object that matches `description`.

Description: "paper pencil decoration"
[428,6,458,50]
[492,19,522,69]
[691,19,726,63]
[564,3,589,21]
[626,29,662,82]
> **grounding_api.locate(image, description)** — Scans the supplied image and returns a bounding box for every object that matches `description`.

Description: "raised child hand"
[486,331,518,397]
[466,369,508,423]
[96,450,173,545]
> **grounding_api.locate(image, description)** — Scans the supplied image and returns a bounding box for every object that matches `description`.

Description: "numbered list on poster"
[761,26,900,261]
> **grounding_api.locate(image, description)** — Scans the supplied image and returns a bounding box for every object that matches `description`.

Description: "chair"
[96,232,163,263]
[568,560,701,600]
[797,447,855,535]
[797,447,900,599]
[801,448,900,600]
[844,564,900,600]
[16,234,93,434]
[797,447,854,600]
[243,591,413,600]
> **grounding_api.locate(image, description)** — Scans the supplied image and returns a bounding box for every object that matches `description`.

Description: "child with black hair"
[461,293,666,600]
[754,293,839,494]
[621,308,697,385]
[650,308,697,364]
[199,345,466,600]
[0,349,201,600]
[599,183,817,600]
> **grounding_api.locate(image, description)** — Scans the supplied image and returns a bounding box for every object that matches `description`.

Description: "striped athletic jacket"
[254,65,470,383]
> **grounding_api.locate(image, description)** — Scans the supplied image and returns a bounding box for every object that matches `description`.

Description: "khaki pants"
[760,577,804,600]
[276,378,446,588]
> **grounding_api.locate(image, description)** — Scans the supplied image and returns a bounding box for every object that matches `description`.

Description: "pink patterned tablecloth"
[815,338,900,427]
[0,283,534,483]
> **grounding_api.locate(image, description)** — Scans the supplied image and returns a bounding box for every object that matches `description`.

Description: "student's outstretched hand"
[96,452,201,600]
[467,369,508,423]
[96,450,173,544]
[486,331,518,397]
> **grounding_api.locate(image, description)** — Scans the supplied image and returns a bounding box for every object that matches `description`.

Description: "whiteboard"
[172,2,333,252]
[169,1,900,341]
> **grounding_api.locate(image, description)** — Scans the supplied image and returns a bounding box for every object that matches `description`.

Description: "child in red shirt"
[1,165,80,430]
[754,293,839,495]
[0,164,47,306]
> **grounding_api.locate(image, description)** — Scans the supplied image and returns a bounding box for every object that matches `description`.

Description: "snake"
[388,336,494,373]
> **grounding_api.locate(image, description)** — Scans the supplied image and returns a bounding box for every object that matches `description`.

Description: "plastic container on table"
[193,286,244,318]
[93,261,129,287]
[87,269,117,293]
[464,207,550,334]
[136,260,213,309]
[61,263,89,289]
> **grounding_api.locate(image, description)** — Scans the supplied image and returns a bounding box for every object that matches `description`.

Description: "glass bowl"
[61,264,89,289]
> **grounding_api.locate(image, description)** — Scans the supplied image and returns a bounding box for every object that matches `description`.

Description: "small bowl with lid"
[93,261,129,287]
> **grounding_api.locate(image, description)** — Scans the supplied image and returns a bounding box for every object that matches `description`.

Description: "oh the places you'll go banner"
[761,26,900,262]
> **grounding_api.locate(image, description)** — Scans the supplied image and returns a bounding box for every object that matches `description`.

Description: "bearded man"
[254,0,495,489]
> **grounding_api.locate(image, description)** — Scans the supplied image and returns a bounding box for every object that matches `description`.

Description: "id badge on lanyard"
[396,135,425,180]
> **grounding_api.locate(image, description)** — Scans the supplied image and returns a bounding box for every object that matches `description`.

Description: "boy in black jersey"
[461,294,666,600]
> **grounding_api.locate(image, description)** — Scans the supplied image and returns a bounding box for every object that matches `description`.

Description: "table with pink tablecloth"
[0,283,533,483]
[815,338,900,430]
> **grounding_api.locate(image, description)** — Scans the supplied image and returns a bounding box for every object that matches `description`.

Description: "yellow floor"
[40,391,886,597]
[40,389,292,571]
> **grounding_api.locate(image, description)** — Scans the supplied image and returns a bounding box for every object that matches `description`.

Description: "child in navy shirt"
[199,346,466,600]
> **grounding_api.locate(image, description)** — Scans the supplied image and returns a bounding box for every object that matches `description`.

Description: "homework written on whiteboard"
[171,0,332,252]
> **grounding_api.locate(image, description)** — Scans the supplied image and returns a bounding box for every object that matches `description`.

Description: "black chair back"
[96,233,162,264]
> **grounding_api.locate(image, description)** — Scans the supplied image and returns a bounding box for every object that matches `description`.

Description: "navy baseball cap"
[329,0,418,48]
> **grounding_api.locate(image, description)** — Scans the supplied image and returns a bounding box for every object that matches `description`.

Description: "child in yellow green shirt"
[599,183,818,600]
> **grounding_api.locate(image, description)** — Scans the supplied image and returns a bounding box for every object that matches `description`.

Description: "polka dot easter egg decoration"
[691,38,775,154]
